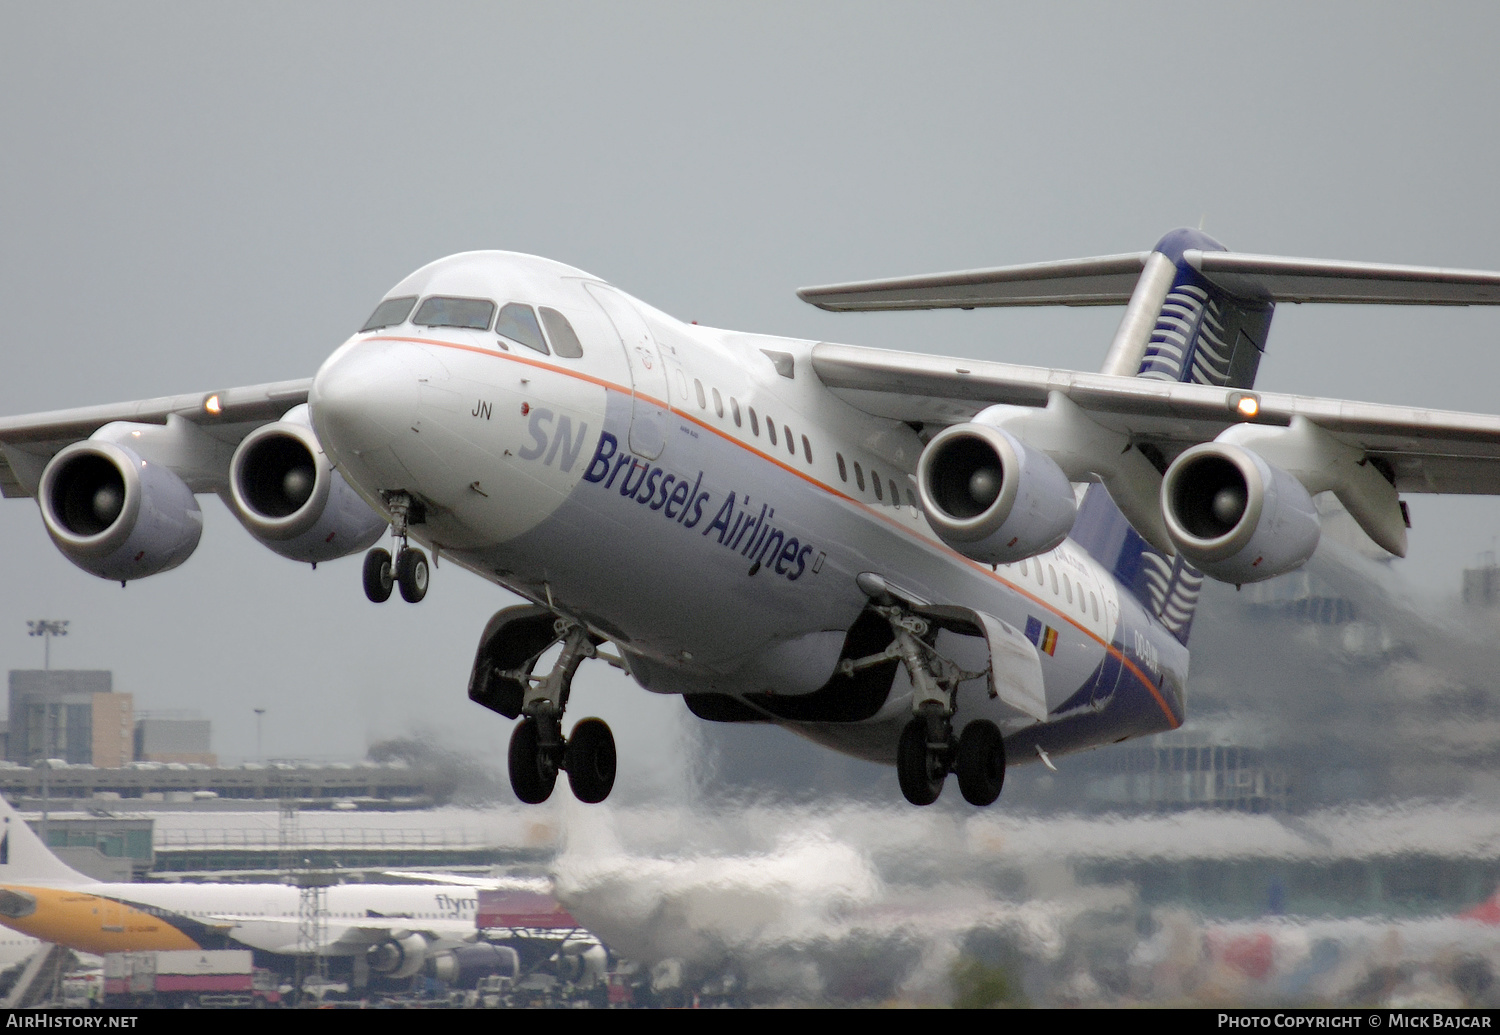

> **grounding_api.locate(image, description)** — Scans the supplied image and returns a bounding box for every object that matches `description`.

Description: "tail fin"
[1074,228,1268,645]
[0,794,91,886]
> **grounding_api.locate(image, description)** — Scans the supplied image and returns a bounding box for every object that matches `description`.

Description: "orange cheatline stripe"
[366,335,1182,727]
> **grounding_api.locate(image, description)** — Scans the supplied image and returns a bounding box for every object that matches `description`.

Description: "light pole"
[26,620,68,672]
[254,709,267,762]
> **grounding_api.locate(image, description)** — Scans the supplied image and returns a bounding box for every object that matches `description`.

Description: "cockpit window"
[539,307,584,358]
[496,303,548,354]
[413,296,495,331]
[360,296,417,332]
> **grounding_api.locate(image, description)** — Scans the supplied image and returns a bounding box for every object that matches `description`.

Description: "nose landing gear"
[362,493,429,604]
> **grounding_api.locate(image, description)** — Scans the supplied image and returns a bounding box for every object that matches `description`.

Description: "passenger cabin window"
[785,426,795,456]
[837,453,847,482]
[749,408,760,436]
[889,478,899,504]
[906,488,917,508]
[713,388,724,418]
[854,461,865,491]
[676,371,689,399]
[495,303,548,353]
[694,378,707,409]
[802,435,813,464]
[767,419,777,447]
[872,469,883,501]
[538,307,584,358]
[731,398,742,427]
[360,296,417,332]
[413,296,495,331]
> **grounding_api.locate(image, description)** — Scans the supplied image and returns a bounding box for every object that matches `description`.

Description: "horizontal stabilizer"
[797,253,1149,311]
[800,250,1500,311]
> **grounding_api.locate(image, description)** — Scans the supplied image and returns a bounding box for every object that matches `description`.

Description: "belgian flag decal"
[1024,616,1058,656]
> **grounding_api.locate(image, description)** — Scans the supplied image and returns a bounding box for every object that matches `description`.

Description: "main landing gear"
[363,493,429,603]
[844,593,1007,807]
[469,608,627,805]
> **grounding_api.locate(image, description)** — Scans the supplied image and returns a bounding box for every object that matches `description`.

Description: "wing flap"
[811,342,1500,494]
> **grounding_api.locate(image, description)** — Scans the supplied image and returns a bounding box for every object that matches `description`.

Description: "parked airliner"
[0,795,489,984]
[5,229,1500,806]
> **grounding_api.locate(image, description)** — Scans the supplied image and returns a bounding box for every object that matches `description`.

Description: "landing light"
[1231,393,1259,419]
[204,394,223,416]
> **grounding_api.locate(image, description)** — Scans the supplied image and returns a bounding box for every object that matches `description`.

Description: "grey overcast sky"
[1,1,1498,767]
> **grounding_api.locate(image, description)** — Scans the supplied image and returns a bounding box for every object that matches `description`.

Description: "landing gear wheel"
[508,717,557,804]
[897,717,945,806]
[362,548,393,603]
[956,720,1006,806]
[396,547,429,603]
[564,717,617,804]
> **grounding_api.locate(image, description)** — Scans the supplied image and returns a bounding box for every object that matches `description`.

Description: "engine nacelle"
[367,930,430,980]
[915,423,1076,564]
[1161,442,1321,584]
[38,441,202,582]
[228,407,386,563]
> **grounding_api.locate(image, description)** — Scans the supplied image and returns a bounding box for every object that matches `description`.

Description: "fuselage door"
[583,283,668,460]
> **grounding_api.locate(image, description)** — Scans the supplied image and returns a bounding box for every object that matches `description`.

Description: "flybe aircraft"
[4,229,1500,807]
[0,794,501,982]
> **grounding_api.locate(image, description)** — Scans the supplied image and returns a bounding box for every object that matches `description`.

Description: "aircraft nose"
[310,339,427,458]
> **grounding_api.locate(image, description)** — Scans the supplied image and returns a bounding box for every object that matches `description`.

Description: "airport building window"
[837,453,847,482]
[538,307,584,358]
[802,435,812,464]
[854,461,865,491]
[495,303,548,353]
[413,296,495,331]
[712,387,724,418]
[731,398,742,427]
[694,378,707,409]
[360,295,417,332]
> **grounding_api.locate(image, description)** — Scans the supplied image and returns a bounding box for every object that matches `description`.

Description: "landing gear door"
[972,611,1049,723]
[583,283,668,461]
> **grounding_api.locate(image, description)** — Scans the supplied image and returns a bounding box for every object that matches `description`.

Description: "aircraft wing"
[0,378,311,498]
[810,342,1500,495]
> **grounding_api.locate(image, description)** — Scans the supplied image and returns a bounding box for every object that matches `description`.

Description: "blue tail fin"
[1072,228,1270,645]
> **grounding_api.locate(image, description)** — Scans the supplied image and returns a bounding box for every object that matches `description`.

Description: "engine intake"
[916,424,1075,564]
[228,408,386,563]
[38,441,202,582]
[1161,442,1320,584]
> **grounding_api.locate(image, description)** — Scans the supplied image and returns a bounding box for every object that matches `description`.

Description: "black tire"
[956,720,1006,806]
[896,717,943,806]
[396,547,429,603]
[362,548,393,603]
[508,717,556,804]
[565,717,617,804]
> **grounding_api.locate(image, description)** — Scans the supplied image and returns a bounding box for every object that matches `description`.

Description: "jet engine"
[367,930,430,980]
[915,423,1076,564]
[227,406,386,563]
[37,441,202,582]
[1161,442,1321,584]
